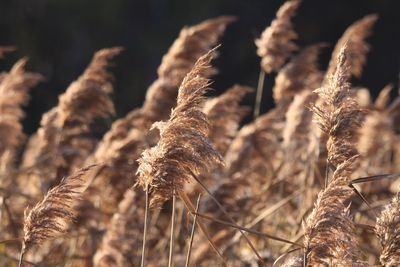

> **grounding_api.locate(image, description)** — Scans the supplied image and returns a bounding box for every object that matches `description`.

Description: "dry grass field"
[0,0,399,266]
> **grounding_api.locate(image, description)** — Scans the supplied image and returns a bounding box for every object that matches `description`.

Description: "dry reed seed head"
[358,110,394,159]
[281,256,303,267]
[273,43,326,105]
[326,14,378,80]
[157,16,235,84]
[282,90,317,150]
[0,58,43,154]
[312,45,365,168]
[93,107,154,160]
[203,85,252,156]
[376,193,400,266]
[93,188,144,267]
[224,106,284,168]
[56,47,122,127]
[83,128,148,220]
[350,87,371,108]
[142,77,180,120]
[136,48,223,207]
[80,46,123,93]
[255,0,300,73]
[303,156,363,266]
[97,17,233,152]
[22,164,100,252]
[375,84,393,110]
[19,47,121,193]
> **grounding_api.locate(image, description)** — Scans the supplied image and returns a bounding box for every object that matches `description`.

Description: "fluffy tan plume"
[304,46,366,265]
[93,189,144,267]
[143,16,235,120]
[312,45,365,169]
[374,84,392,110]
[224,106,285,196]
[203,85,251,156]
[79,19,233,232]
[157,16,235,84]
[255,0,300,73]
[0,58,43,177]
[96,16,234,157]
[282,90,317,151]
[136,49,223,207]
[22,164,100,253]
[273,43,325,104]
[55,47,122,127]
[80,129,147,224]
[303,157,362,266]
[326,14,378,79]
[0,58,43,156]
[20,47,121,195]
[376,192,400,266]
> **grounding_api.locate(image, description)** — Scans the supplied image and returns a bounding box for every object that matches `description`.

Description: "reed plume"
[374,84,392,111]
[273,43,325,104]
[303,46,365,265]
[76,18,233,255]
[20,47,121,195]
[22,164,100,255]
[312,45,365,169]
[98,16,234,152]
[0,58,43,161]
[255,0,300,74]
[203,85,251,156]
[157,16,235,84]
[0,58,43,198]
[81,129,147,222]
[376,192,400,266]
[93,189,145,267]
[303,157,362,266]
[224,106,285,187]
[55,47,122,127]
[136,48,223,207]
[326,14,378,79]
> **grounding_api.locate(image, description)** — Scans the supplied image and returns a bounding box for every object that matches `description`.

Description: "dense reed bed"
[1,1,399,266]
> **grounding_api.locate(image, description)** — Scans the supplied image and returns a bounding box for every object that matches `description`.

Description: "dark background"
[0,0,399,134]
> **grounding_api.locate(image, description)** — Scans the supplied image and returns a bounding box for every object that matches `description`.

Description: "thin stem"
[190,171,265,262]
[193,211,302,247]
[185,194,201,267]
[254,69,266,118]
[18,244,25,267]
[168,191,176,267]
[141,186,149,267]
[179,191,227,266]
[272,248,301,267]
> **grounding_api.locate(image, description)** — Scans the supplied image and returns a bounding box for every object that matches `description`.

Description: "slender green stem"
[168,192,176,267]
[254,69,266,118]
[185,194,201,267]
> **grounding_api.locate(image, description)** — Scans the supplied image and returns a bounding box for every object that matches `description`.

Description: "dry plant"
[376,192,400,266]
[0,3,399,267]
[0,58,43,175]
[19,47,121,197]
[136,48,222,207]
[325,14,378,80]
[20,164,100,265]
[255,0,300,74]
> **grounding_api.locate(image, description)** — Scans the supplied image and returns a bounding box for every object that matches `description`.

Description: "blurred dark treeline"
[0,0,399,134]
